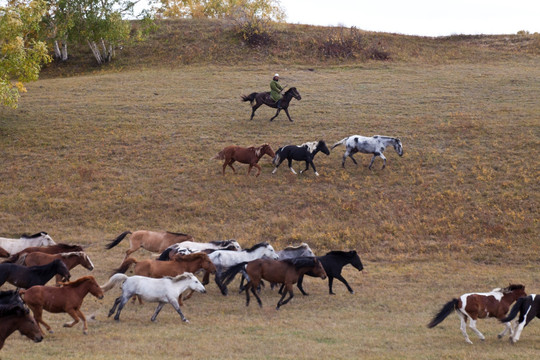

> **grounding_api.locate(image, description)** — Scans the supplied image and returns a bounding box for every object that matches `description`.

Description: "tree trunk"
[87,40,103,65]
[53,40,61,60]
[61,42,68,61]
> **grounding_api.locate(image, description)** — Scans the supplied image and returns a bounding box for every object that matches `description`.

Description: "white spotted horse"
[332,135,403,169]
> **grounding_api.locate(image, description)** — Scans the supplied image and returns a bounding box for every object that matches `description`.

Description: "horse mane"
[209,240,236,247]
[282,243,310,251]
[173,252,208,262]
[504,284,525,293]
[167,231,189,237]
[245,242,269,252]
[59,275,95,287]
[301,141,318,153]
[282,256,317,269]
[285,87,297,94]
[169,273,193,282]
[21,232,48,239]
[325,250,355,258]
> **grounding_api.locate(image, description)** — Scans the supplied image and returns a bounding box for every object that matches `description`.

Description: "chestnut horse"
[213,144,275,177]
[0,291,42,349]
[105,230,194,259]
[2,243,84,264]
[18,251,94,284]
[222,257,327,309]
[0,247,9,258]
[428,284,526,344]
[20,276,104,335]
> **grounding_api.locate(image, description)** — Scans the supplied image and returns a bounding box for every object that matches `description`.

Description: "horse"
[105,230,194,259]
[113,252,217,279]
[17,251,94,284]
[209,242,279,295]
[0,232,56,255]
[2,243,85,264]
[0,247,9,258]
[331,135,403,169]
[296,250,364,295]
[272,140,331,176]
[20,276,104,335]
[157,239,241,260]
[213,144,275,177]
[0,291,42,350]
[101,273,206,323]
[242,87,302,122]
[427,284,526,344]
[222,257,327,309]
[0,259,71,289]
[500,294,540,344]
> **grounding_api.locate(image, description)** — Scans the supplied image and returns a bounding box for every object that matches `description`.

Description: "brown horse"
[213,144,275,177]
[114,252,216,278]
[428,284,526,344]
[2,243,84,264]
[0,247,9,258]
[20,276,104,335]
[0,290,43,349]
[105,230,194,259]
[222,257,327,309]
[17,251,94,284]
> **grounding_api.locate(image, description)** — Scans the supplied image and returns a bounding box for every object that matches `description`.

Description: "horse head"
[314,259,327,280]
[286,87,301,100]
[349,250,364,271]
[80,252,95,271]
[394,138,403,156]
[18,312,43,343]
[88,276,105,299]
[185,273,206,294]
[261,144,275,158]
[317,140,330,156]
[263,244,279,260]
[203,255,217,274]
[54,259,71,282]
[503,284,526,298]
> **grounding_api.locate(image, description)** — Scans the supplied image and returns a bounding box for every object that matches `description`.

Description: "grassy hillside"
[0,19,539,359]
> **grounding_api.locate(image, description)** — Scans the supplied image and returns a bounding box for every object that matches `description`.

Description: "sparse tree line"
[0,0,283,108]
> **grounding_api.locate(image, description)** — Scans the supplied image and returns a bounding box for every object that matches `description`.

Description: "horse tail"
[427,298,459,328]
[100,273,129,292]
[220,262,249,286]
[241,93,257,105]
[105,231,132,250]
[272,148,282,166]
[212,150,225,160]
[112,257,137,274]
[2,253,20,263]
[500,296,526,323]
[15,253,27,265]
[331,137,348,150]
[156,248,173,261]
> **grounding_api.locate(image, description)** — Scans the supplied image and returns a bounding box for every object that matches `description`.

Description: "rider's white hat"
[274,73,279,77]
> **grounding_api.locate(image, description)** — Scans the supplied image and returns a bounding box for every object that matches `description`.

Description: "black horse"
[0,259,71,289]
[296,250,364,295]
[0,290,25,315]
[272,140,330,176]
[500,294,540,343]
[241,87,301,122]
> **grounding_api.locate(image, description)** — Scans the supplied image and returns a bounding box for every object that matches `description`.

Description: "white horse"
[277,243,315,260]
[174,239,241,253]
[332,135,403,169]
[101,273,206,323]
[209,242,279,295]
[0,232,56,255]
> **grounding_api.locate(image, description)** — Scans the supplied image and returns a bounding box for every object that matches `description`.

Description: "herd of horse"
[0,230,538,350]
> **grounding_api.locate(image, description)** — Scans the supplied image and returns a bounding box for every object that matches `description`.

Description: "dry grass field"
[0,21,539,359]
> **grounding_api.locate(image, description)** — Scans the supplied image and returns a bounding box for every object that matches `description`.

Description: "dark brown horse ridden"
[242,87,301,122]
[17,251,94,284]
[428,284,526,344]
[20,276,104,335]
[105,230,194,259]
[222,257,327,309]
[2,243,84,264]
[0,290,42,350]
[213,144,275,177]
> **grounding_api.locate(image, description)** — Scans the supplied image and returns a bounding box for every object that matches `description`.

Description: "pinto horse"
[242,87,301,122]
[272,140,330,176]
[213,144,275,176]
[158,239,241,260]
[20,276,104,335]
[296,250,364,295]
[0,291,42,350]
[222,257,327,309]
[102,273,206,323]
[0,232,56,255]
[2,243,84,264]
[332,135,403,169]
[0,259,71,289]
[105,230,194,259]
[500,294,540,343]
[17,251,94,284]
[428,284,526,344]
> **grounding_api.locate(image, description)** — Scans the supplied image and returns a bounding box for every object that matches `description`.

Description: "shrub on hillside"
[317,27,390,61]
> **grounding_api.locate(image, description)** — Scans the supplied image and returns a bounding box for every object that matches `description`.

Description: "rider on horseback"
[270,73,284,109]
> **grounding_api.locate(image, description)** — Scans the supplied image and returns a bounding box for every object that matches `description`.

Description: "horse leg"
[498,321,513,339]
[151,302,166,322]
[214,272,228,296]
[253,163,262,177]
[108,297,121,318]
[270,108,281,122]
[299,161,310,174]
[31,306,52,334]
[296,274,309,296]
[227,160,236,174]
[368,154,377,170]
[250,104,261,120]
[511,318,528,343]
[251,285,263,308]
[328,276,336,295]
[245,281,251,306]
[63,309,83,333]
[308,159,319,176]
[457,311,473,344]
[277,284,294,309]
[114,296,130,321]
[468,319,486,341]
[202,270,210,285]
[272,158,284,174]
[380,153,387,169]
[334,274,354,294]
[183,289,195,301]
[349,154,358,166]
[284,108,293,122]
[288,159,297,175]
[169,299,189,323]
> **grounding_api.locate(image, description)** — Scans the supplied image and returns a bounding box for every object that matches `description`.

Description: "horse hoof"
[350,291,355,294]
[315,172,320,176]
[183,319,190,323]
[498,334,503,339]
[83,330,88,335]
[48,330,54,334]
